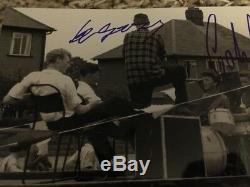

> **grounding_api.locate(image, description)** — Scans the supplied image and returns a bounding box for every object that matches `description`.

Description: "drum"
[209,108,235,135]
[201,126,228,176]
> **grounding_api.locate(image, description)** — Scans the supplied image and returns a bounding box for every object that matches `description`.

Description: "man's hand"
[89,100,102,107]
[208,94,230,110]
[75,100,102,114]
[233,107,250,122]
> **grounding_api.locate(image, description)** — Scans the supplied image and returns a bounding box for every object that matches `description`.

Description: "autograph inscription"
[69,19,164,44]
[206,14,250,73]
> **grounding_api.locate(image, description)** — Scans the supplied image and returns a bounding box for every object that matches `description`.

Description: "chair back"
[29,84,65,118]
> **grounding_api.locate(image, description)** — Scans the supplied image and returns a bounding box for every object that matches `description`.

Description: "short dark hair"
[66,57,99,79]
[66,57,86,80]
[201,71,220,84]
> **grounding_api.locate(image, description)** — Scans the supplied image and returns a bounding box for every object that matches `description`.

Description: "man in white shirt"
[2,50,138,171]
[65,60,103,169]
[3,48,98,120]
[2,48,99,171]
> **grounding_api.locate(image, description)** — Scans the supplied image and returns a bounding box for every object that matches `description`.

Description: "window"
[184,60,198,79]
[10,32,32,56]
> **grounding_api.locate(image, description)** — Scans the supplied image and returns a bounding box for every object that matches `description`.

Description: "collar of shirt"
[136,28,149,32]
[42,68,63,75]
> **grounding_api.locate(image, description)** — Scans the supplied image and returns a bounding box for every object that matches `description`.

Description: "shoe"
[65,143,100,170]
[27,146,52,171]
[0,153,22,172]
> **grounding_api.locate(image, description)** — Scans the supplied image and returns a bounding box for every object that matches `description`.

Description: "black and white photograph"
[0,5,250,186]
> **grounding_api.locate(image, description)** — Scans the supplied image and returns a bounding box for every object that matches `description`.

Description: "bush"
[0,75,18,100]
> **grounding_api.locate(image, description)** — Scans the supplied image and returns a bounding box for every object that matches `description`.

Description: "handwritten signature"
[206,14,250,73]
[69,19,164,44]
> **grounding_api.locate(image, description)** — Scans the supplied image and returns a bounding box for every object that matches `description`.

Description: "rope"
[58,112,144,135]
[0,123,33,131]
[0,84,250,134]
[174,84,250,108]
[57,84,250,135]
[0,142,18,149]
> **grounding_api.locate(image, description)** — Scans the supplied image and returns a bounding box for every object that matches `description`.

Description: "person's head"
[66,57,99,88]
[65,57,87,87]
[201,71,220,92]
[239,71,250,87]
[133,13,150,29]
[80,63,100,87]
[45,48,72,73]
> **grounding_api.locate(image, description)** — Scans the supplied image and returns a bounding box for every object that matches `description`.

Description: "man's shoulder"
[41,69,71,80]
[124,30,148,42]
[78,81,92,89]
[125,31,135,38]
[40,69,75,86]
[126,30,162,38]
[78,81,88,86]
[27,71,40,75]
[125,29,143,36]
[23,71,41,80]
[62,74,75,84]
[147,32,163,39]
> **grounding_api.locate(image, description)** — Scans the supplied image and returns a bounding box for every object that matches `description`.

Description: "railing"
[0,106,136,184]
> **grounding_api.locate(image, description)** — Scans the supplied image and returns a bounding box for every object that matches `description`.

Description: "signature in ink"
[69,19,164,44]
[206,14,249,73]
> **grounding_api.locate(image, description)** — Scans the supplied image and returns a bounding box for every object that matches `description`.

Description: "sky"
[17,7,250,63]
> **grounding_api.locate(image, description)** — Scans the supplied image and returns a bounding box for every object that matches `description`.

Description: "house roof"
[2,8,56,32]
[93,19,250,60]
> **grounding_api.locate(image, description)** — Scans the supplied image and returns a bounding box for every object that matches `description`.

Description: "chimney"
[185,7,204,26]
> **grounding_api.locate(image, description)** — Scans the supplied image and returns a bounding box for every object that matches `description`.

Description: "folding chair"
[23,84,83,183]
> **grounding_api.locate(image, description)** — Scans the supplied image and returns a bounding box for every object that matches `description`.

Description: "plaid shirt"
[123,28,166,85]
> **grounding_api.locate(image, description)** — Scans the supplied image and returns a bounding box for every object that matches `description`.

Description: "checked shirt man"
[123,13,187,108]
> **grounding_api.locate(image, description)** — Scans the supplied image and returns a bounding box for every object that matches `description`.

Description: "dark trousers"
[47,97,143,161]
[128,65,187,108]
[47,97,138,131]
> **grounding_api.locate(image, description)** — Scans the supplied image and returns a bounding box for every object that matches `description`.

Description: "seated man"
[233,71,250,122]
[2,49,140,171]
[199,71,230,125]
[2,48,90,171]
[172,71,230,123]
[65,57,112,169]
[199,71,246,175]
[3,48,94,117]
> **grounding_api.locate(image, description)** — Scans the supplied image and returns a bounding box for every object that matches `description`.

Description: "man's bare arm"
[233,113,250,122]
[233,107,250,122]
[2,95,20,105]
[3,94,31,105]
